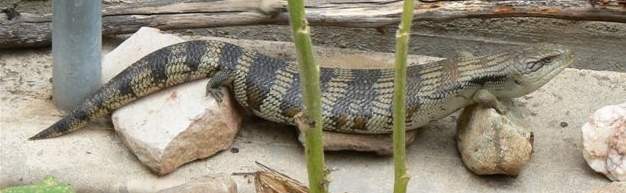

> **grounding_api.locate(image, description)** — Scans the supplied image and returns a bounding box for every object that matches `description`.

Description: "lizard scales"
[30,40,574,139]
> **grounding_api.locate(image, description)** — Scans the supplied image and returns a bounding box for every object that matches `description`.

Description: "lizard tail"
[30,106,92,140]
[30,40,232,140]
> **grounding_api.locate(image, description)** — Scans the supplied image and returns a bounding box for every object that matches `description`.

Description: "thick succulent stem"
[392,0,415,193]
[286,1,329,193]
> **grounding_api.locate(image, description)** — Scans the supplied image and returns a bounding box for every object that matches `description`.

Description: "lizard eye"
[525,55,555,72]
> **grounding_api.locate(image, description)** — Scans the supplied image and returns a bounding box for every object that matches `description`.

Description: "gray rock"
[582,102,626,182]
[105,28,243,175]
[457,103,534,176]
[298,130,418,155]
[157,174,237,193]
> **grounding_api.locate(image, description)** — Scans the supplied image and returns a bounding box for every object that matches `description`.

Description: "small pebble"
[560,121,568,128]
[230,147,239,153]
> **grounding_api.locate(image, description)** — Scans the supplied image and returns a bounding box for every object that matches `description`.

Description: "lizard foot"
[206,87,224,103]
[205,70,231,104]
[473,89,507,114]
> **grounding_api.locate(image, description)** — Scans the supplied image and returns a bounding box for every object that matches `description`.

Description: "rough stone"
[588,182,626,193]
[298,130,418,155]
[113,84,241,175]
[457,103,534,176]
[156,174,237,193]
[105,27,242,175]
[101,27,185,83]
[582,103,626,182]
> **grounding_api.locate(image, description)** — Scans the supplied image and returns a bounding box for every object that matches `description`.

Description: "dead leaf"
[254,162,309,193]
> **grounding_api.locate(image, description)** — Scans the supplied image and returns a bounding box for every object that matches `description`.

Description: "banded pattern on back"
[232,51,535,134]
[30,40,226,139]
[31,40,572,139]
[232,57,477,134]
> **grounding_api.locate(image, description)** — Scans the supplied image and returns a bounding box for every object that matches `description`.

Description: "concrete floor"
[1,36,625,192]
[2,1,626,192]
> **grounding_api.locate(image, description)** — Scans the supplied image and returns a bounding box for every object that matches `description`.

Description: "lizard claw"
[472,89,507,115]
[206,87,224,103]
[489,102,508,115]
[205,70,231,104]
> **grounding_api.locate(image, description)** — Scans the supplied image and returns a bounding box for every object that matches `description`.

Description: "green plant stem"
[286,1,328,193]
[392,0,415,193]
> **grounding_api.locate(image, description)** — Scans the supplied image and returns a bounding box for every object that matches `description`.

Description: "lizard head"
[488,43,574,98]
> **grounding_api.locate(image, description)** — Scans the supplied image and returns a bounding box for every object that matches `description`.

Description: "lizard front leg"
[206,70,232,103]
[472,89,508,114]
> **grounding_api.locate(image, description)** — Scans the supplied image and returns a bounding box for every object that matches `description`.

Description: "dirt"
[0,48,52,106]
[1,1,625,192]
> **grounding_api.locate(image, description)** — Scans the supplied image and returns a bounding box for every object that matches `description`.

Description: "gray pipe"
[52,0,102,112]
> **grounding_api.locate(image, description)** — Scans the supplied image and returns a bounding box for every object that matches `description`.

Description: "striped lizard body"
[30,40,574,139]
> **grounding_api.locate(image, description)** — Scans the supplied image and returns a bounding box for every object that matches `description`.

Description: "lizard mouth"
[561,49,575,68]
[551,44,574,66]
[551,47,574,73]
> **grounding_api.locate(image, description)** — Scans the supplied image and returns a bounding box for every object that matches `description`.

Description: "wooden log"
[1,0,625,48]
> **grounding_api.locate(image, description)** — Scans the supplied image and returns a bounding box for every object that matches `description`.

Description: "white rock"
[457,103,534,176]
[113,84,241,175]
[582,102,626,182]
[103,27,243,175]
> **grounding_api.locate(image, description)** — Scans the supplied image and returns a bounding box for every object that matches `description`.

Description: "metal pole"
[52,0,102,112]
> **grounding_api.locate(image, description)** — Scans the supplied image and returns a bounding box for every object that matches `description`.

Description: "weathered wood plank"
[1,0,625,48]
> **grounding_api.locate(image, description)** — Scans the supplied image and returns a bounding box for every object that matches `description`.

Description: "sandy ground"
[1,35,625,192]
[1,1,626,192]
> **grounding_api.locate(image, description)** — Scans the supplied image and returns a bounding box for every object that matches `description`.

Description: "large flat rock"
[104,27,242,175]
[1,36,625,193]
